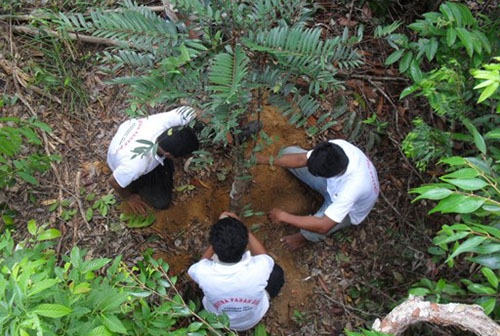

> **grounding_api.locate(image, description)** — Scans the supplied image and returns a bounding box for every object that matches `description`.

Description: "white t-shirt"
[107,107,195,188]
[188,251,274,331]
[308,140,379,225]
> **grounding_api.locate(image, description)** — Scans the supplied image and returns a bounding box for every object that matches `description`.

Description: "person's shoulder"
[188,259,213,275]
[250,254,274,269]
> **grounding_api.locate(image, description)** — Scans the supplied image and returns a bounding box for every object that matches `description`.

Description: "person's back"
[188,213,284,331]
[189,251,273,330]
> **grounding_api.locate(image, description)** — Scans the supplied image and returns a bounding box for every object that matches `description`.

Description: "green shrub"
[377,2,500,170]
[0,221,233,335]
[0,117,59,190]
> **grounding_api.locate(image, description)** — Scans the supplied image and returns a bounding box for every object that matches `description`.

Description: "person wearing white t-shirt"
[188,212,285,331]
[107,106,199,215]
[257,140,379,250]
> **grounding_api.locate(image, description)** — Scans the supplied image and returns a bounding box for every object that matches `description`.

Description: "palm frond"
[58,7,179,55]
[111,68,202,107]
[208,46,249,104]
[248,66,288,90]
[249,0,316,29]
[269,92,320,127]
[243,26,362,73]
[103,50,155,68]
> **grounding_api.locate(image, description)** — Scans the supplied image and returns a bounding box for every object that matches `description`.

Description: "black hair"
[307,141,349,178]
[157,126,199,158]
[209,217,248,263]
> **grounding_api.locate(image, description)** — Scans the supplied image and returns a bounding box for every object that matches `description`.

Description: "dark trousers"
[127,158,174,210]
[265,264,285,298]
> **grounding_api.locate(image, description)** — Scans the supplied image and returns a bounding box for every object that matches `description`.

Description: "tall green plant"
[377,1,500,170]
[410,141,500,316]
[0,221,233,335]
[56,0,363,211]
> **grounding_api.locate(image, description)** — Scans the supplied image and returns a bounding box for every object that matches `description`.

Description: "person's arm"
[269,208,337,234]
[201,245,215,260]
[248,232,267,256]
[256,152,308,168]
[108,175,151,216]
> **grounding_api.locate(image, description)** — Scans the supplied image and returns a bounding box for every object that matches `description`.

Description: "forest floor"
[0,1,461,335]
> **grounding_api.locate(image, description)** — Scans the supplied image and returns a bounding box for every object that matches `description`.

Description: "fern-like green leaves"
[58,6,179,56]
[208,46,249,104]
[243,26,362,74]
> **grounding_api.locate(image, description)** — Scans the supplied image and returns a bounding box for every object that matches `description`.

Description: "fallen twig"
[338,72,410,82]
[9,24,128,47]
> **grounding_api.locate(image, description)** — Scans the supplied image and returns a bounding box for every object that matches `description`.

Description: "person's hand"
[126,194,151,216]
[268,208,285,224]
[255,153,269,165]
[219,211,241,220]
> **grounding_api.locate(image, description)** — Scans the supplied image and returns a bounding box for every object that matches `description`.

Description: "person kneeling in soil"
[188,212,284,331]
[107,106,199,215]
[258,140,379,250]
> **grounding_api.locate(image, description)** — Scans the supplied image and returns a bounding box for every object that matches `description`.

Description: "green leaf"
[33,304,72,318]
[426,38,438,61]
[253,323,268,336]
[72,282,91,294]
[446,28,457,46]
[439,156,466,166]
[479,297,496,315]
[410,60,423,82]
[17,172,38,185]
[481,267,498,289]
[485,129,500,140]
[27,219,37,235]
[433,232,469,245]
[100,314,127,334]
[86,208,94,222]
[37,228,61,241]
[477,82,499,103]
[81,258,112,273]
[442,178,488,191]
[188,322,203,332]
[441,168,478,179]
[467,283,496,295]
[456,28,474,57]
[446,236,487,262]
[400,85,419,99]
[408,287,431,296]
[413,188,453,201]
[399,51,413,73]
[384,49,405,65]
[463,119,486,154]
[130,291,152,297]
[470,254,500,269]
[29,279,58,296]
[86,326,112,336]
[430,194,485,214]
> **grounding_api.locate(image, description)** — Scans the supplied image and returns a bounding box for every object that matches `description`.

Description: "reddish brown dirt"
[146,105,318,327]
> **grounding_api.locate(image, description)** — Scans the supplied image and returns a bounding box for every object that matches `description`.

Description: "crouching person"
[188,211,284,331]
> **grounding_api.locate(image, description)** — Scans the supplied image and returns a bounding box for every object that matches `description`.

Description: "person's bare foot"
[281,232,308,251]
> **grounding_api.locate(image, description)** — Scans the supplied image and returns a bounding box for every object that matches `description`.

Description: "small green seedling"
[120,212,156,228]
[176,184,196,192]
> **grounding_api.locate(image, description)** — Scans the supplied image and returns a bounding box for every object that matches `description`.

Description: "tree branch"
[372,296,500,336]
[8,24,128,47]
